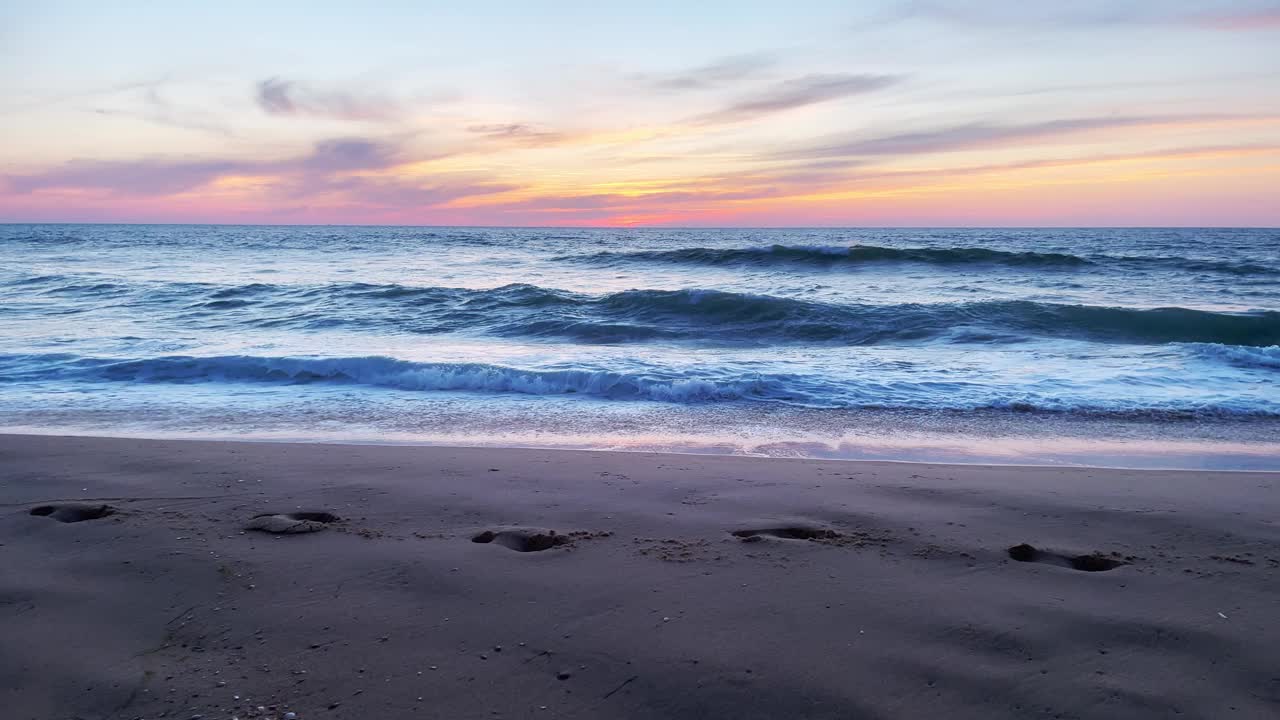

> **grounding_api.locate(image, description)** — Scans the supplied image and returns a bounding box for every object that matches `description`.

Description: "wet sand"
[1,433,1277,719]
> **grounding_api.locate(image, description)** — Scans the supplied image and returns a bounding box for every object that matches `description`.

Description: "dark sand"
[1,434,1277,719]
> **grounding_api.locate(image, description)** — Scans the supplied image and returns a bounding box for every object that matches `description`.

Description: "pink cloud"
[1194,8,1280,30]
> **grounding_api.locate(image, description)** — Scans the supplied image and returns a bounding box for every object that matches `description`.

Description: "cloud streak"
[87,86,234,137]
[4,136,517,210]
[255,77,401,121]
[695,74,901,125]
[874,1,1280,32]
[774,115,1232,160]
[6,158,242,195]
[7,138,403,194]
[772,143,1280,189]
[645,54,777,91]
[481,187,781,213]
[316,175,519,207]
[1193,7,1280,30]
[465,123,568,147]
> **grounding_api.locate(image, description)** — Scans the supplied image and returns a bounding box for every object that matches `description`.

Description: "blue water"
[2,224,1278,468]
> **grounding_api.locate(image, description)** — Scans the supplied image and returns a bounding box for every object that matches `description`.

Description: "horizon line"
[3,221,1277,231]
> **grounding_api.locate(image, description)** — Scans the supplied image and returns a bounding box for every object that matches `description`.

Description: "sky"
[1,0,1279,227]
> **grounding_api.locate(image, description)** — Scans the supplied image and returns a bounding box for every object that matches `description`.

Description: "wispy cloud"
[6,158,242,195]
[254,77,401,121]
[774,115,1228,160]
[4,78,169,113]
[855,1,1145,30]
[90,85,233,136]
[474,143,1280,224]
[294,138,399,172]
[773,142,1280,188]
[315,175,519,207]
[483,187,781,213]
[255,78,296,114]
[3,136,516,209]
[872,1,1280,32]
[643,53,777,91]
[7,137,402,194]
[465,123,567,147]
[1192,7,1280,30]
[695,73,901,125]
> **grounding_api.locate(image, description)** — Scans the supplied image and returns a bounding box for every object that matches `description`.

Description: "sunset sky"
[2,0,1279,226]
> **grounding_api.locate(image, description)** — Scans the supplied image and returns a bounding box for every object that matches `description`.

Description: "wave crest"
[556,244,1280,276]
[1190,343,1280,369]
[558,244,1093,269]
[3,353,1276,417]
[1,354,790,403]
[6,276,1279,347]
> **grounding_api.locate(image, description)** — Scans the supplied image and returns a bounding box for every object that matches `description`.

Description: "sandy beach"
[2,433,1278,719]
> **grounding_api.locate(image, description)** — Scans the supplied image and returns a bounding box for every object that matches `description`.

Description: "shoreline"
[3,433,1278,719]
[3,426,1280,472]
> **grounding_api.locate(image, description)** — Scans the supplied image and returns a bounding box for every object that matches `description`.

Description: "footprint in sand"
[472,529,572,552]
[731,526,841,543]
[29,503,116,523]
[245,511,340,534]
[1007,543,1125,572]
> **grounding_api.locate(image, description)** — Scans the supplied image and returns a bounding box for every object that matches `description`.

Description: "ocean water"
[2,224,1278,469]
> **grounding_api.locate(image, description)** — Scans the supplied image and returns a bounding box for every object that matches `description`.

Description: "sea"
[1,224,1277,469]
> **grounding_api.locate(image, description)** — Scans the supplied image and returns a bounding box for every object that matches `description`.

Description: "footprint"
[732,526,840,543]
[29,503,115,523]
[1007,543,1125,572]
[246,511,340,534]
[472,529,571,552]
